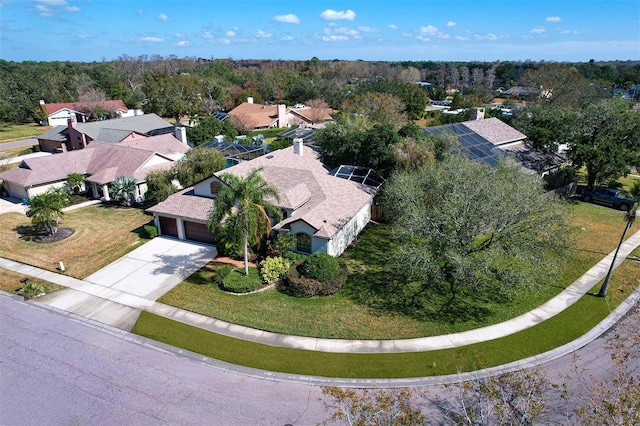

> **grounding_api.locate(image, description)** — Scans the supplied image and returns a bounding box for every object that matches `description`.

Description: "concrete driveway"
[37,237,217,330]
[85,237,217,300]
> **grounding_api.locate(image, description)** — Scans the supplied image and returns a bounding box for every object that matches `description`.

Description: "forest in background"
[1,56,639,124]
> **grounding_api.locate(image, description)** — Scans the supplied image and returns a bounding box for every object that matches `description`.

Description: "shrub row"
[277,262,348,297]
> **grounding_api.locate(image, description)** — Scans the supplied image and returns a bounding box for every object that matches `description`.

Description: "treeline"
[1,56,638,123]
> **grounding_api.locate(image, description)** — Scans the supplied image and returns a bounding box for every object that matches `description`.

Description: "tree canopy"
[173,147,226,188]
[381,155,569,318]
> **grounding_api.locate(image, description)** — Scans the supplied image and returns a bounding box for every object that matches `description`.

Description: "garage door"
[159,216,178,238]
[184,221,216,244]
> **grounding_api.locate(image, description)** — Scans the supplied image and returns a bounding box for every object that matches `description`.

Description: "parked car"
[581,187,636,211]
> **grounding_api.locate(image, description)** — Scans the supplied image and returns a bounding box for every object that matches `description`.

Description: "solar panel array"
[421,123,507,166]
[331,165,385,189]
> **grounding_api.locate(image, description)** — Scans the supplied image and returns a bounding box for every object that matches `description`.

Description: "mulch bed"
[34,228,74,243]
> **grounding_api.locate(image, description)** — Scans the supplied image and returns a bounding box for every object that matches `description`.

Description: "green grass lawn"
[157,201,639,339]
[0,122,50,144]
[132,289,618,378]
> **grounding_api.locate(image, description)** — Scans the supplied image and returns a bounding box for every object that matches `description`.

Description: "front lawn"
[0,204,152,278]
[0,122,50,144]
[158,201,639,339]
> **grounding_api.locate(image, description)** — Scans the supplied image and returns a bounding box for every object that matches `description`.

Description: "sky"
[1,0,639,63]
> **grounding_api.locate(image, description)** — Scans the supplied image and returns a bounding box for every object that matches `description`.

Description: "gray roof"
[74,114,172,141]
[36,114,173,143]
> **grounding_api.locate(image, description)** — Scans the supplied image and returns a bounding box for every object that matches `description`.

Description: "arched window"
[296,233,312,253]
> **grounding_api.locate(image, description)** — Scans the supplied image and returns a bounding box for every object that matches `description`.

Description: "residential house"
[227,98,332,131]
[147,140,377,255]
[0,135,188,201]
[422,117,565,175]
[37,113,182,152]
[38,100,140,127]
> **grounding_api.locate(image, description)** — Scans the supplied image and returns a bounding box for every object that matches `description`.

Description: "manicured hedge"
[278,262,348,297]
[219,267,263,293]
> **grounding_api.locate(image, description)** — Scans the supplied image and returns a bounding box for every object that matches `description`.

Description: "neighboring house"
[38,100,139,127]
[228,98,332,131]
[147,140,377,256]
[0,135,188,201]
[37,113,182,152]
[423,117,565,175]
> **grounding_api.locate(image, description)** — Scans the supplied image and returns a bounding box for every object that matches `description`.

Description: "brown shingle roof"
[42,100,128,116]
[228,102,282,128]
[0,143,175,187]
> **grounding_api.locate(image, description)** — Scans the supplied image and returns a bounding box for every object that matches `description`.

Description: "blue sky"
[1,0,638,62]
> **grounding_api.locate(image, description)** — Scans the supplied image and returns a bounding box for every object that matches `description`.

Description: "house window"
[210,181,222,195]
[296,233,311,253]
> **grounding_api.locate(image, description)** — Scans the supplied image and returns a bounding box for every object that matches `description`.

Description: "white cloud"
[418,25,448,39]
[281,35,294,41]
[531,27,547,34]
[175,33,185,38]
[77,34,93,39]
[324,26,360,39]
[320,9,356,21]
[29,0,81,17]
[388,24,397,30]
[137,10,143,15]
[174,41,189,47]
[225,30,236,37]
[157,13,168,22]
[358,26,379,33]
[202,30,214,39]
[322,35,349,41]
[139,36,164,43]
[474,33,498,41]
[455,36,470,41]
[274,13,300,24]
[446,21,457,27]
[546,16,562,22]
[560,28,580,35]
[255,30,272,38]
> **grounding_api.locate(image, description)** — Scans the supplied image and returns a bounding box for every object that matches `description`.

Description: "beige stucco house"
[147,140,377,256]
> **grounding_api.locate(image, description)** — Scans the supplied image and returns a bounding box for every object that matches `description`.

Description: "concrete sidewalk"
[1,229,639,353]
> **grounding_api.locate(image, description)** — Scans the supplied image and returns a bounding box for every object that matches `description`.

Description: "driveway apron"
[36,237,217,331]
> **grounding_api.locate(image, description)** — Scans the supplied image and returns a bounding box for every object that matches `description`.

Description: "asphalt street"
[2,290,638,425]
[0,293,328,425]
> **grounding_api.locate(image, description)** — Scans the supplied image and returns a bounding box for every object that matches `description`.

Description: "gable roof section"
[74,114,173,141]
[118,134,189,160]
[462,117,527,147]
[42,100,128,116]
[215,146,376,239]
[228,102,281,128]
[0,143,173,187]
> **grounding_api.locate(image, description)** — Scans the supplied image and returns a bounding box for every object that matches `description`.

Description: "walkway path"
[1,229,639,354]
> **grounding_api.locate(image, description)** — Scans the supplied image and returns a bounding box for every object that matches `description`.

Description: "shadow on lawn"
[342,224,496,324]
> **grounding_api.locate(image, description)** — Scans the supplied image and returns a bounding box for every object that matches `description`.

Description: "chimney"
[247,97,254,104]
[471,107,485,120]
[67,116,76,128]
[39,100,45,105]
[174,126,188,145]
[277,104,287,128]
[293,138,303,156]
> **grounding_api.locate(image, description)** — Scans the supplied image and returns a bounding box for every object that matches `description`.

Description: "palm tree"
[25,187,70,235]
[110,176,138,206]
[66,173,86,194]
[207,167,282,275]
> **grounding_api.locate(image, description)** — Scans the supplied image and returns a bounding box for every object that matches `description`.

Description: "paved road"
[0,138,38,151]
[0,293,329,425]
[2,292,637,425]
